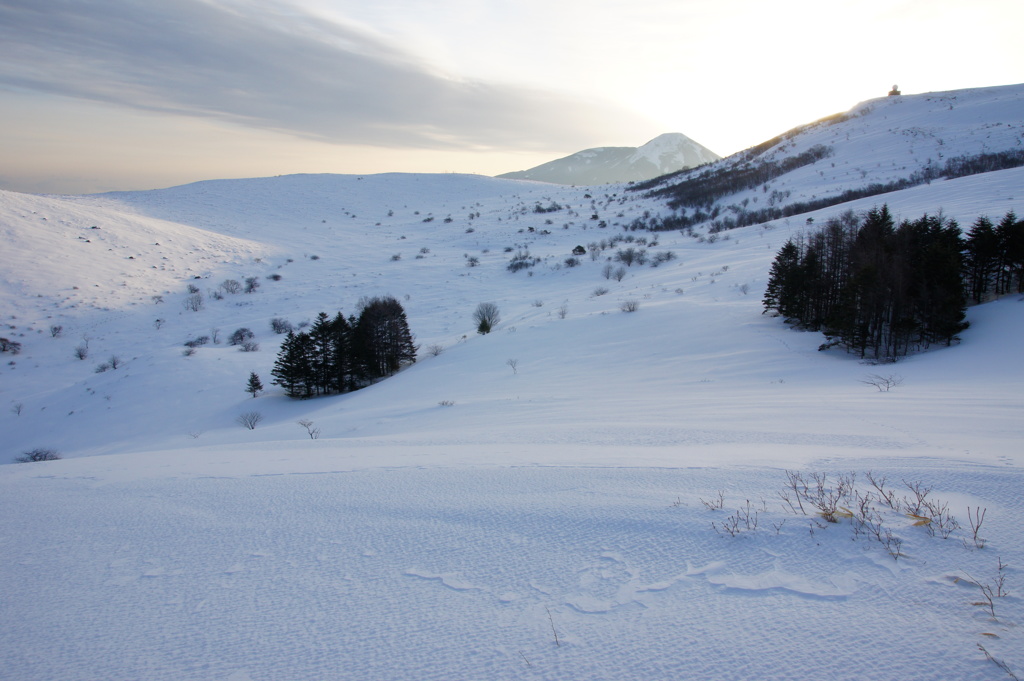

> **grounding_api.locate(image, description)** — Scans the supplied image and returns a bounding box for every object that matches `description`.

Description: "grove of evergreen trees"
[271,296,416,399]
[763,206,1023,360]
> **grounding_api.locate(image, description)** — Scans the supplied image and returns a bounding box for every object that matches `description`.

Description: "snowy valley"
[1,84,1023,681]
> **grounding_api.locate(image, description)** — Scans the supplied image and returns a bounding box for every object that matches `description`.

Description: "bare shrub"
[961,557,1010,618]
[700,491,725,510]
[183,292,204,312]
[50,325,63,338]
[620,299,640,312]
[297,419,320,439]
[221,279,242,294]
[615,247,647,267]
[229,328,255,346]
[426,344,444,357]
[592,286,609,297]
[74,344,89,360]
[244,277,260,293]
[506,358,519,374]
[966,506,988,549]
[861,374,903,391]
[270,318,293,334]
[473,302,500,334]
[612,266,627,282]
[240,340,260,352]
[236,411,263,429]
[1,338,23,354]
[15,448,62,463]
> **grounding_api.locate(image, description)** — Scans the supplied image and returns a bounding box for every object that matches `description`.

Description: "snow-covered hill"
[497,132,721,184]
[638,83,1024,230]
[1,84,1023,681]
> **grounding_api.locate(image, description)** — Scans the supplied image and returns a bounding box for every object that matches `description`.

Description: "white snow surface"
[1,84,1023,681]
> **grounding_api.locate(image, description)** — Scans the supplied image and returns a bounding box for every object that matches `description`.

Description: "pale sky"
[1,0,1021,194]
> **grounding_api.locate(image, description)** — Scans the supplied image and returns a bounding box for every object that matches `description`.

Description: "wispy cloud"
[0,0,649,151]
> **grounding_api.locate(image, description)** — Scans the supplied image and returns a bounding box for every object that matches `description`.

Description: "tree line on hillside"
[271,296,416,398]
[627,148,1024,235]
[763,206,1023,360]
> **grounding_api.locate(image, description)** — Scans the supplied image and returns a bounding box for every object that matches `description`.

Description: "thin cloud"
[0,0,649,151]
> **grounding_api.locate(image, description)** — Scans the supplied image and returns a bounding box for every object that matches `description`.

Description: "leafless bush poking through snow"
[236,411,263,430]
[244,277,260,294]
[50,325,63,338]
[297,419,320,440]
[700,491,725,510]
[229,328,255,346]
[613,266,627,282]
[592,287,609,297]
[962,557,1010,619]
[11,403,24,416]
[620,300,640,312]
[861,373,903,391]
[978,643,1018,681]
[240,341,260,352]
[270,318,293,334]
[183,292,204,312]
[220,279,242,294]
[438,400,455,407]
[473,302,500,334]
[426,344,444,357]
[966,507,988,549]
[15,448,62,463]
[506,358,519,374]
[557,304,568,319]
[74,344,89,360]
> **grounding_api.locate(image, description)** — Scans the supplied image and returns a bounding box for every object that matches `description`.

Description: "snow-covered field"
[2,86,1023,680]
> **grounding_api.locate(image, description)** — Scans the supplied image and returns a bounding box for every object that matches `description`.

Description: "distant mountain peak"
[497,133,720,185]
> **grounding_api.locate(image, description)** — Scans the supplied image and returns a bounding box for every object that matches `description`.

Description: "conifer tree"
[246,371,264,398]
[271,331,314,398]
[964,216,999,303]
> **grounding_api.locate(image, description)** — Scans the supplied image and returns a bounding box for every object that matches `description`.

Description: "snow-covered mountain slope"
[636,83,1024,230]
[1,84,1023,681]
[497,132,721,185]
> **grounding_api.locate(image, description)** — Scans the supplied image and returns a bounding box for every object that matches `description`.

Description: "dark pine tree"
[271,331,314,398]
[353,296,417,380]
[964,216,999,304]
[763,238,801,319]
[994,211,1024,294]
[246,371,264,398]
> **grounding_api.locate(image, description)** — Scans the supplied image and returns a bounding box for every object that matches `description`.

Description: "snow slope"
[643,82,1024,225]
[1,84,1023,681]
